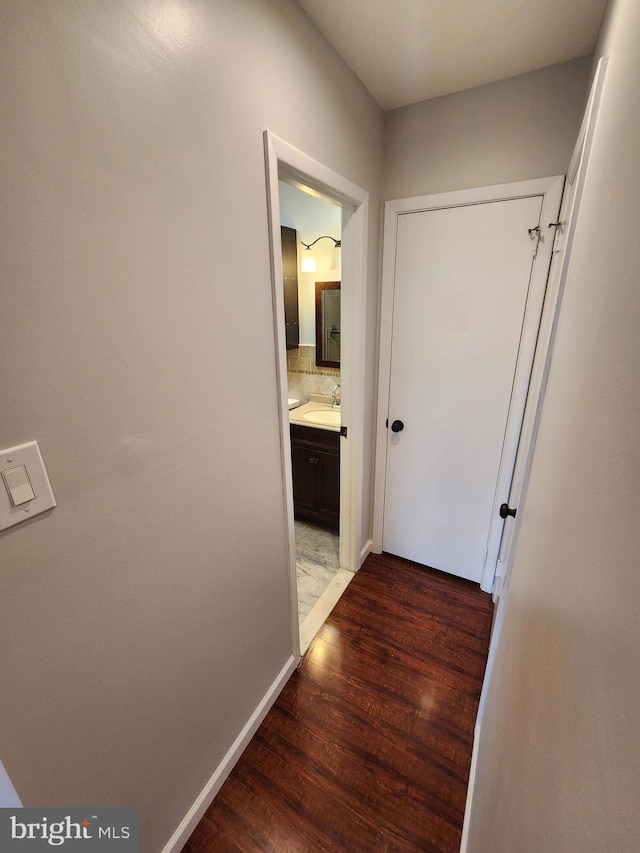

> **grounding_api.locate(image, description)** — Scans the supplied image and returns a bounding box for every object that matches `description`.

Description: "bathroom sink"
[289,400,341,431]
[302,409,341,427]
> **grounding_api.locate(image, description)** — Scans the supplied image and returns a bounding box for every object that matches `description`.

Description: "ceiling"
[295,0,609,110]
[279,180,341,242]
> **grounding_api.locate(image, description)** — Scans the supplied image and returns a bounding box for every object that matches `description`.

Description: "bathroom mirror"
[315,281,341,368]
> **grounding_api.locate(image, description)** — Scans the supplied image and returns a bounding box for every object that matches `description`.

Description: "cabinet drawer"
[290,423,340,451]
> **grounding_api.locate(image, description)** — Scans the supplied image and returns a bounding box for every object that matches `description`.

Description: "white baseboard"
[359,538,373,565]
[459,722,481,853]
[161,654,298,853]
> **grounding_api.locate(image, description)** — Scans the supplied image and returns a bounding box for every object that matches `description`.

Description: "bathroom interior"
[279,181,353,650]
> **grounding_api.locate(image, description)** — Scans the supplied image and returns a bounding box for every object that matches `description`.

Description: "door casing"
[485,56,610,649]
[264,131,369,658]
[373,176,564,592]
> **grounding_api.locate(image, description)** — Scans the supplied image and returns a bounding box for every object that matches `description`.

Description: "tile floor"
[295,519,340,623]
[295,519,355,654]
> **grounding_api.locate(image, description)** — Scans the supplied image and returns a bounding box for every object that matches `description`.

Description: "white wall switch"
[0,441,56,531]
[2,466,36,506]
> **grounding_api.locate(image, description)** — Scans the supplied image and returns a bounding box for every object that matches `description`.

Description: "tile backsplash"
[287,346,340,403]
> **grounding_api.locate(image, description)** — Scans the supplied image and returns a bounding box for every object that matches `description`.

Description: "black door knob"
[499,503,517,519]
[391,420,404,433]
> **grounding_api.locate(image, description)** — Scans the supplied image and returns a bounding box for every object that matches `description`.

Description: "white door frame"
[263,131,369,657]
[373,175,564,592]
[485,57,610,642]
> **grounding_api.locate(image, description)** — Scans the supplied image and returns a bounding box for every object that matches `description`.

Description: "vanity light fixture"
[300,252,316,273]
[300,235,341,273]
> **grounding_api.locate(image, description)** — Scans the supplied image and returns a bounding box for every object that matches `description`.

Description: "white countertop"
[289,401,341,432]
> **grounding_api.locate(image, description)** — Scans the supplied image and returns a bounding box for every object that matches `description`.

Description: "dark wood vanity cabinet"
[281,226,299,350]
[290,424,340,530]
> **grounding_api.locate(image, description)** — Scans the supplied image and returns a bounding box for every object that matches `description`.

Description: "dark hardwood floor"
[182,552,493,853]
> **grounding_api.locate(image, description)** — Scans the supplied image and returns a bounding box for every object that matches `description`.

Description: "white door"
[382,194,546,583]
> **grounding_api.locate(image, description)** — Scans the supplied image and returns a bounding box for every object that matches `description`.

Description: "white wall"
[0,2,382,850]
[465,0,640,850]
[383,57,592,200]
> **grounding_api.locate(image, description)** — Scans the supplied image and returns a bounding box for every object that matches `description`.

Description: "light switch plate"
[0,441,56,531]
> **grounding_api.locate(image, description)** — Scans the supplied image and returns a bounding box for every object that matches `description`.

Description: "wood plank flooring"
[182,552,494,853]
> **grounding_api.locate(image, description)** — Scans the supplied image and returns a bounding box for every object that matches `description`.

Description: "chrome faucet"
[332,383,341,407]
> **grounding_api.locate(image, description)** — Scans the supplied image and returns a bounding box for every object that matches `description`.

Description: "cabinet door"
[290,425,340,529]
[291,441,319,513]
[281,226,299,350]
[317,449,340,522]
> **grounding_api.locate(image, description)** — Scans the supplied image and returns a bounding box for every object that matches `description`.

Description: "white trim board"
[372,176,563,593]
[161,655,297,853]
[263,131,370,659]
[360,538,373,564]
[459,722,481,853]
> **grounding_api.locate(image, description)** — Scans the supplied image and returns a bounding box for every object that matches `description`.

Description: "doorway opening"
[278,181,348,648]
[264,132,369,658]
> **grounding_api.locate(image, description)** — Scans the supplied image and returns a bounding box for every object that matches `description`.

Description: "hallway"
[182,553,493,852]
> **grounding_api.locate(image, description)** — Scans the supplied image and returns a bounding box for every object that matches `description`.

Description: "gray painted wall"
[465,0,640,849]
[0,2,382,850]
[384,56,592,200]
[3,0,631,850]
